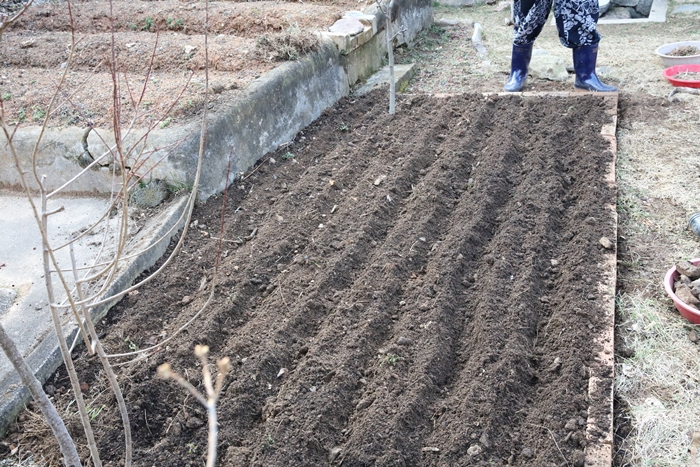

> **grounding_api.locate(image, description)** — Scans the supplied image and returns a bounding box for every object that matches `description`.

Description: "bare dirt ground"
[1,0,700,466]
[5,91,616,467]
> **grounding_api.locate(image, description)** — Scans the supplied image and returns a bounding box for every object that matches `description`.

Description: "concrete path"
[0,193,111,381]
[0,192,189,435]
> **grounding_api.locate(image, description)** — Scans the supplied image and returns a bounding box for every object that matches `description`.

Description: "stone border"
[585,92,618,467]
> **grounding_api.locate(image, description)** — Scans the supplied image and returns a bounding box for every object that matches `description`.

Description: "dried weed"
[255,25,321,62]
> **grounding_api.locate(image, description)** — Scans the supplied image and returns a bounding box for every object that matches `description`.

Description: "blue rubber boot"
[573,45,617,92]
[504,43,533,92]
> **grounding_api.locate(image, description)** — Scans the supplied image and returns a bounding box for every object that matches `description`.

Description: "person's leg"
[504,0,553,92]
[513,0,554,45]
[554,0,617,91]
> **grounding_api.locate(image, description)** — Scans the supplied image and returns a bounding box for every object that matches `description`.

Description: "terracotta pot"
[664,258,700,324]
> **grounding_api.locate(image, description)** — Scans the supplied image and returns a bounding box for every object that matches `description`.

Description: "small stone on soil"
[675,283,700,308]
[565,418,578,431]
[186,417,204,428]
[356,396,375,411]
[467,444,482,456]
[548,357,562,373]
[181,295,192,305]
[599,237,613,249]
[396,336,413,345]
[677,261,700,280]
[689,330,698,343]
[329,447,342,462]
[521,447,534,458]
[479,433,491,448]
[572,449,585,467]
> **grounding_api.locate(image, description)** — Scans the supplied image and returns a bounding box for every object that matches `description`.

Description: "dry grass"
[615,296,700,466]
[255,25,322,62]
[613,101,700,465]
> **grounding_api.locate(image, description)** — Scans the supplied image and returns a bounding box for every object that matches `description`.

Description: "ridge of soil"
[4,91,617,467]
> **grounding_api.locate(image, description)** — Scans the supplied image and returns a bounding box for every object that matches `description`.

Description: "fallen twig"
[668,86,700,102]
[527,424,569,466]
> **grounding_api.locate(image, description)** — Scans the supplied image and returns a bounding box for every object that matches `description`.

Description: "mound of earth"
[4,91,616,467]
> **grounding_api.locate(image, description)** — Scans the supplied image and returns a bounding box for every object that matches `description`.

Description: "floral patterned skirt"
[512,0,601,48]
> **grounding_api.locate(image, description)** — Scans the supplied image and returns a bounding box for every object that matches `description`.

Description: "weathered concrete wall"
[0,126,111,194]
[189,41,349,200]
[341,0,432,86]
[0,42,348,199]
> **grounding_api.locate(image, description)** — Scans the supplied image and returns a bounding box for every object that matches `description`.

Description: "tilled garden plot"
[5,92,616,466]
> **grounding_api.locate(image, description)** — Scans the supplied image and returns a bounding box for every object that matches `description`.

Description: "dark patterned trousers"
[513,0,601,48]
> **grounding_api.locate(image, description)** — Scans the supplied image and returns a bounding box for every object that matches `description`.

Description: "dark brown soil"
[4,91,616,467]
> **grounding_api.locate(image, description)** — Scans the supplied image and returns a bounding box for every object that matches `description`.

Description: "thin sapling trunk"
[0,323,82,467]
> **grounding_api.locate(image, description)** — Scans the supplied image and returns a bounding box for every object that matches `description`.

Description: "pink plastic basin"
[663,64,700,89]
[664,258,700,324]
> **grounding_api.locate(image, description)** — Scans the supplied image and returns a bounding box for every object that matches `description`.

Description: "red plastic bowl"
[663,64,700,89]
[664,258,700,324]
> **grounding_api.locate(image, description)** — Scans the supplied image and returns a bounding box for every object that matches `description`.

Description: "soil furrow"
[234,97,497,465]
[327,97,536,466]
[417,98,614,466]
[28,93,616,467]
[115,95,472,464]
